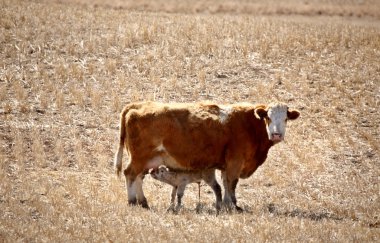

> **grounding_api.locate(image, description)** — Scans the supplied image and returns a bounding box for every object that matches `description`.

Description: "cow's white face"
[254,103,300,143]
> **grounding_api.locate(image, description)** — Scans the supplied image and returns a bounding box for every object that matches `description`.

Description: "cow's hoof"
[215,203,222,214]
[128,198,138,205]
[139,199,150,209]
[221,202,244,213]
[235,205,243,213]
[215,207,221,216]
[222,202,234,211]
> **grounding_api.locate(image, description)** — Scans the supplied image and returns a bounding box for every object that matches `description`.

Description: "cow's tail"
[114,103,143,177]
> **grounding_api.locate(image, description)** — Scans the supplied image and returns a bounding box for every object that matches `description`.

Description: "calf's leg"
[174,184,186,212]
[167,186,177,212]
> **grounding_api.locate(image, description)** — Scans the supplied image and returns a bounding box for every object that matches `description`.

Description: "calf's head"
[150,166,167,179]
[254,103,300,143]
[150,166,174,184]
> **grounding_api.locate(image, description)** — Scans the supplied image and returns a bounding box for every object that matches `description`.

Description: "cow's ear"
[287,109,300,120]
[254,107,267,120]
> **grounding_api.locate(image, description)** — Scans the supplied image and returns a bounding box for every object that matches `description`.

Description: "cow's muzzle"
[271,133,283,142]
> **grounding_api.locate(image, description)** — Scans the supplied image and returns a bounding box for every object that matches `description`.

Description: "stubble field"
[0,0,379,241]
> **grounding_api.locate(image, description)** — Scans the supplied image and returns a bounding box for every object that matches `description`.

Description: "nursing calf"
[150,166,222,212]
[114,101,300,210]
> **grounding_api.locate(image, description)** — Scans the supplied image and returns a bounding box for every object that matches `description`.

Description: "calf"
[151,166,222,212]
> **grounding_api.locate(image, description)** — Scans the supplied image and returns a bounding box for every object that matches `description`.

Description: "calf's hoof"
[174,205,183,213]
[166,205,176,213]
[195,203,204,214]
[166,205,182,214]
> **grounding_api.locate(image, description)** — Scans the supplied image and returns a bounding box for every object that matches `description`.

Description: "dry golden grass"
[43,0,380,19]
[1,0,379,241]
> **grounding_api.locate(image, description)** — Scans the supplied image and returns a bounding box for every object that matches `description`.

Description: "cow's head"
[254,103,300,143]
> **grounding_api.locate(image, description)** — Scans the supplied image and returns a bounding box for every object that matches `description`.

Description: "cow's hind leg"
[124,166,138,205]
[135,174,149,208]
[124,162,149,209]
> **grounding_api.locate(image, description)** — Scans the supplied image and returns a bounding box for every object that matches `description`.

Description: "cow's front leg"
[221,171,242,212]
[204,176,222,213]
[230,178,243,212]
[221,171,233,209]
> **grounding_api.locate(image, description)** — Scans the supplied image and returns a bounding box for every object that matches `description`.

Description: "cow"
[150,166,222,212]
[114,101,300,210]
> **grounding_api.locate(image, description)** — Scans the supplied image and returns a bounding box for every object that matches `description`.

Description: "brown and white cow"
[114,101,300,210]
[150,166,222,212]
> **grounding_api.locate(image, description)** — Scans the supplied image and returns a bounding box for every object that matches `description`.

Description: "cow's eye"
[265,117,271,124]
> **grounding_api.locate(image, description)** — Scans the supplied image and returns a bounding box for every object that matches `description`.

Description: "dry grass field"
[1,0,379,241]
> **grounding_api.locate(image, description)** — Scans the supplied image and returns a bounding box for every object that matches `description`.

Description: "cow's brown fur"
[114,101,300,210]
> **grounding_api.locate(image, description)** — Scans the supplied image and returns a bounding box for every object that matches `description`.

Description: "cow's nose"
[272,133,282,141]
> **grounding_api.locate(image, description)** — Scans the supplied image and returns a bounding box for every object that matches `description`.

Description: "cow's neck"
[253,118,274,148]
[246,119,275,174]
